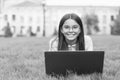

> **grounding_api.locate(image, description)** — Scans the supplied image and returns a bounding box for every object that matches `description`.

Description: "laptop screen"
[45,51,104,76]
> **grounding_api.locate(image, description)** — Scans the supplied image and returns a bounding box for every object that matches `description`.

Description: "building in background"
[1,0,43,37]
[0,0,120,37]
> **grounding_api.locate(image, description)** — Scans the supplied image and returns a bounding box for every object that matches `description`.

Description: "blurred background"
[0,0,120,37]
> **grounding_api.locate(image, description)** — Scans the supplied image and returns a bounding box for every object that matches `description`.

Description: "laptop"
[44,51,104,76]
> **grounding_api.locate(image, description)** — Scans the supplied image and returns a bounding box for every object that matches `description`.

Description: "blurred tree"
[84,14,99,35]
[3,22,13,37]
[111,14,120,35]
[27,26,36,36]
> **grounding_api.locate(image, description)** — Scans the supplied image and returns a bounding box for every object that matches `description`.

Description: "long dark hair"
[58,13,85,51]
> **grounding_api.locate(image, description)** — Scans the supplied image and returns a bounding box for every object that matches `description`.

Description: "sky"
[46,0,120,6]
[3,0,120,7]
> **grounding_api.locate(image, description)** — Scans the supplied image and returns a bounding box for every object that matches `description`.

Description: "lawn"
[0,35,120,80]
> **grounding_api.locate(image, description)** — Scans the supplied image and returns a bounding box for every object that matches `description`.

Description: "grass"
[0,35,120,80]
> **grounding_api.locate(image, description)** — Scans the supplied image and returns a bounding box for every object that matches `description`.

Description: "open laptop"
[44,51,104,76]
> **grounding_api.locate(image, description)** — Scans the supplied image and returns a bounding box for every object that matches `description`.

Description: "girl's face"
[61,19,81,41]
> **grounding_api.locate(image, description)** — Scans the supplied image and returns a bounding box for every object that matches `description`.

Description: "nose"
[69,28,73,32]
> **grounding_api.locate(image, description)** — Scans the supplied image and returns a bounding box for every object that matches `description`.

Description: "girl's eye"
[73,25,78,29]
[64,25,70,29]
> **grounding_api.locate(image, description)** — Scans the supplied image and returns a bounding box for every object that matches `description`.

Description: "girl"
[49,13,93,51]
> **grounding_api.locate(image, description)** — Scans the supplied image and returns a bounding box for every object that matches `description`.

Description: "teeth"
[68,35,74,37]
[68,34,75,35]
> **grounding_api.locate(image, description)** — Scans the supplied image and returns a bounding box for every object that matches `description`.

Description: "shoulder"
[49,36,58,48]
[84,35,93,51]
[84,35,92,42]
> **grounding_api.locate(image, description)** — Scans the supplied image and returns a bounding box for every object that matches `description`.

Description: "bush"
[3,22,13,37]
[111,14,120,35]
[84,14,99,35]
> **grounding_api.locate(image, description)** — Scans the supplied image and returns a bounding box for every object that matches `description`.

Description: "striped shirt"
[49,35,93,51]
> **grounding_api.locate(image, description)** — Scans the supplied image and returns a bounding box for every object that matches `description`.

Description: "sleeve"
[85,35,93,51]
[49,37,58,51]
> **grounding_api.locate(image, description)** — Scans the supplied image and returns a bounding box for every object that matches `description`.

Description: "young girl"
[49,13,93,51]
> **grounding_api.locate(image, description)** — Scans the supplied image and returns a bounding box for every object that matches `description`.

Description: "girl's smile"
[65,32,77,39]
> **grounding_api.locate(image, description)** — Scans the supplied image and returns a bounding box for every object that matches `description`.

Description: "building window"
[4,15,8,21]
[20,16,24,23]
[111,15,114,21]
[29,17,32,23]
[12,14,16,21]
[103,15,106,24]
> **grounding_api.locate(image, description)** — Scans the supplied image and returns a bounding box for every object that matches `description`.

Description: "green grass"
[0,35,120,80]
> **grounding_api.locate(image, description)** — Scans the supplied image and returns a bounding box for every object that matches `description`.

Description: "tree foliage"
[3,22,13,37]
[84,14,99,35]
[84,14,98,26]
[111,14,120,35]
